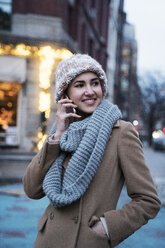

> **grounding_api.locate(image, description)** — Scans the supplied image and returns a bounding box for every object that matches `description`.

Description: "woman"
[23,54,161,248]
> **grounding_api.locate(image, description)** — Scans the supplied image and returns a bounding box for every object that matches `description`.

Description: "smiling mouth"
[81,99,97,106]
[82,98,96,102]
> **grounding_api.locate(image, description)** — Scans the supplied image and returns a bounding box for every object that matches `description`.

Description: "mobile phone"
[65,95,76,114]
[66,107,75,113]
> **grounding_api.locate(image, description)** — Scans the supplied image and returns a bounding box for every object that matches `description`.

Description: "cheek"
[96,86,103,98]
[68,90,81,103]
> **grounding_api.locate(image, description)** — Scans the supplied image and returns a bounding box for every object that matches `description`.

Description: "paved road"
[143,147,165,177]
[143,147,165,205]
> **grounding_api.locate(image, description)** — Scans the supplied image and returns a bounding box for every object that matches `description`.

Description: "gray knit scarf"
[43,100,122,208]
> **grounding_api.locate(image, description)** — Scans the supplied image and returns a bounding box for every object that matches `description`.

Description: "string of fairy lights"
[0,43,73,149]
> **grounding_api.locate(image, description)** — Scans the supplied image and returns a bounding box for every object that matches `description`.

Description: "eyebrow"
[91,78,99,81]
[73,77,99,84]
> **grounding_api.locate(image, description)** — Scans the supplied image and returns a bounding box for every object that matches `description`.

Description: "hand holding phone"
[53,95,81,141]
[65,95,76,114]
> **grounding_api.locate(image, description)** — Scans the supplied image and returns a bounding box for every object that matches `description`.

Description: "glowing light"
[152,132,160,139]
[133,120,139,126]
[45,110,50,119]
[152,130,161,139]
[11,44,31,57]
[0,43,39,57]
[37,133,47,151]
[37,46,72,149]
[59,49,73,60]
[37,131,43,139]
[38,46,56,89]
[7,102,13,108]
[0,90,4,99]
[39,91,51,113]
[0,43,73,150]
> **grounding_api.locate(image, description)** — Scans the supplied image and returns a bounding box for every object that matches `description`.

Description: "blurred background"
[0,0,164,247]
[0,0,165,155]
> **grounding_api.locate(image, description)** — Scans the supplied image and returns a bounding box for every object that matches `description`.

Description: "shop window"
[0,0,12,31]
[0,82,21,146]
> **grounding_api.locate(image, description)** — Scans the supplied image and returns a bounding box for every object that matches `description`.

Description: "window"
[0,82,21,146]
[0,0,12,30]
[122,47,130,57]
[121,78,129,91]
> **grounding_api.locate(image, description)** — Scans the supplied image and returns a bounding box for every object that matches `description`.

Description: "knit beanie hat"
[55,54,107,102]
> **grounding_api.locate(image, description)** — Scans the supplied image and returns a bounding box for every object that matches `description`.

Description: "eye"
[92,80,100,86]
[75,82,84,88]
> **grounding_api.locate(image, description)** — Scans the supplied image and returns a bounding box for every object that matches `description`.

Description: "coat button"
[50,212,54,220]
[72,216,78,224]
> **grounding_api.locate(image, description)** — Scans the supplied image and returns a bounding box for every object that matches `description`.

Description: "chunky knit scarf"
[43,100,122,208]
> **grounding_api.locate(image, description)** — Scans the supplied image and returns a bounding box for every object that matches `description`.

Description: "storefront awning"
[0,55,26,82]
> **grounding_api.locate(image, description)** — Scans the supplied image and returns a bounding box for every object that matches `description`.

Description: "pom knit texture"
[43,100,122,207]
[55,54,107,102]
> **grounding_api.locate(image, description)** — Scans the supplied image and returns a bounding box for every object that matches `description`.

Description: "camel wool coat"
[23,120,161,248]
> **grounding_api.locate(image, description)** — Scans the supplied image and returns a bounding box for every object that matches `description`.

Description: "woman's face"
[66,72,103,115]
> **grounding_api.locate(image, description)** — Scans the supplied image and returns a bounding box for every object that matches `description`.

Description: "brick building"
[12,0,109,69]
[0,0,110,152]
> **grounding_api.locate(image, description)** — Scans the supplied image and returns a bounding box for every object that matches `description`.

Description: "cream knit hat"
[55,54,107,102]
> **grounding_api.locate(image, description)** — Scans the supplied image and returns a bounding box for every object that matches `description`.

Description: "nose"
[84,85,94,95]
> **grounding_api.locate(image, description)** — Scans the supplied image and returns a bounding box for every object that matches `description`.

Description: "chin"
[76,100,102,116]
[77,107,96,116]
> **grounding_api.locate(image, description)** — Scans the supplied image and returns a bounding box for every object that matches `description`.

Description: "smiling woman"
[23,54,161,248]
[66,72,103,117]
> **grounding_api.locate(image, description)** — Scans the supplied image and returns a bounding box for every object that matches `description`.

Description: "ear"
[61,93,68,100]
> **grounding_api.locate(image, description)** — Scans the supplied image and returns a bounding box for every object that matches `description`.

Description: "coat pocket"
[88,215,100,227]
[38,213,48,232]
[88,215,111,246]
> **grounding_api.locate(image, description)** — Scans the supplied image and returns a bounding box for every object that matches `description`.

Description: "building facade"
[115,22,141,127]
[106,0,125,102]
[0,0,110,152]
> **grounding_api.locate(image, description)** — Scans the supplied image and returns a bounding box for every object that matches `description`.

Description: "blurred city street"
[0,146,165,248]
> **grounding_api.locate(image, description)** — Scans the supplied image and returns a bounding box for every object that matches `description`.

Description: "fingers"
[58,99,77,111]
[66,112,81,119]
[65,103,77,110]
[58,98,73,104]
[56,99,81,126]
[91,221,106,236]
[58,99,81,118]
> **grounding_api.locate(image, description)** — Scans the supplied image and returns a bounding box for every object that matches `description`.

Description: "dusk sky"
[124,0,165,74]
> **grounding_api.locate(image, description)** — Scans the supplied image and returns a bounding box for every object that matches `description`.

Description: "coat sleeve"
[23,135,60,199]
[104,122,161,247]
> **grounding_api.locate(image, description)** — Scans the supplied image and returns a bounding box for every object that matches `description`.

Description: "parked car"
[152,136,165,151]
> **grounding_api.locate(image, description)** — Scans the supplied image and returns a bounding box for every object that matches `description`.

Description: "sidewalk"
[0,152,35,184]
[0,183,165,248]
